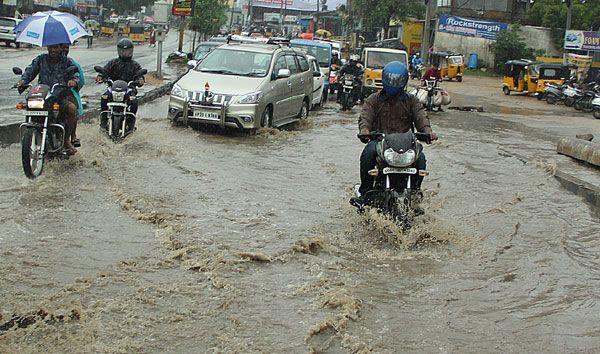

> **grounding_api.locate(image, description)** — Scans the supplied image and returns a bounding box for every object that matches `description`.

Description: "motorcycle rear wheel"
[21,128,44,179]
[574,101,583,111]
[593,107,600,120]
[546,94,557,105]
[564,97,575,107]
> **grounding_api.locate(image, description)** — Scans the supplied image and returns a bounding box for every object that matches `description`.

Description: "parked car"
[169,42,314,130]
[0,17,21,48]
[307,55,326,108]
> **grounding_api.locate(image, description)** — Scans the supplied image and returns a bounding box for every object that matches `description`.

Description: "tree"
[526,0,600,49]
[341,0,425,38]
[491,24,535,72]
[188,0,228,35]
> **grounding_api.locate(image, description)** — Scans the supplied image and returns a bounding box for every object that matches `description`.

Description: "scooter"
[95,66,147,141]
[351,131,433,230]
[591,94,600,120]
[573,83,599,113]
[12,66,79,179]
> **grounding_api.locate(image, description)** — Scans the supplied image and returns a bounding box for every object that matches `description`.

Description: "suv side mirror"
[187,60,198,69]
[313,70,321,78]
[276,68,291,79]
[12,67,22,75]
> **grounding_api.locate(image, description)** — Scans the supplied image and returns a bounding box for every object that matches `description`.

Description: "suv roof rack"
[266,37,290,47]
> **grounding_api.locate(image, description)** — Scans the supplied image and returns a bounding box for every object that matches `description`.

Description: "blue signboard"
[438,15,508,40]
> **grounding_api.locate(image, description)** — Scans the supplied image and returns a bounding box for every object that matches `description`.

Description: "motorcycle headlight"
[27,99,45,109]
[383,148,416,167]
[112,91,125,102]
[171,83,186,99]
[235,91,263,104]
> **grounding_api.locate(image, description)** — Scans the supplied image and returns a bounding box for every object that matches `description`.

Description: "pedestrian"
[149,28,156,47]
[86,31,93,48]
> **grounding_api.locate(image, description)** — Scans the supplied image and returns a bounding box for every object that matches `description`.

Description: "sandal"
[72,138,81,148]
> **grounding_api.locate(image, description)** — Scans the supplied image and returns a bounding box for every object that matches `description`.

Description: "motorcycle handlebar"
[357,132,434,144]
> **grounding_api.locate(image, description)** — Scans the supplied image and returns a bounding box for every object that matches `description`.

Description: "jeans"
[359,140,427,195]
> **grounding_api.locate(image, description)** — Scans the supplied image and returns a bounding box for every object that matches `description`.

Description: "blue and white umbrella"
[14,11,87,47]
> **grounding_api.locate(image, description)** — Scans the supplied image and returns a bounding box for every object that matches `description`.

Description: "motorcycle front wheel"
[564,97,575,107]
[593,107,600,120]
[546,94,557,105]
[21,128,44,179]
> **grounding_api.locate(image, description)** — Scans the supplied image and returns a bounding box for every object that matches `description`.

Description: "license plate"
[192,110,219,121]
[24,111,48,116]
[383,167,417,175]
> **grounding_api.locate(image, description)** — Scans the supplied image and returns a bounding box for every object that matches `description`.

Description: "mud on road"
[0,96,599,352]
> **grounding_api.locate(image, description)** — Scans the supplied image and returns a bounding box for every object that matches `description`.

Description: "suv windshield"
[196,48,272,77]
[0,18,16,27]
[291,44,330,67]
[367,51,407,70]
[194,44,219,60]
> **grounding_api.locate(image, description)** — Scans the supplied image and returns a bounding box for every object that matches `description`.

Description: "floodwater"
[0,97,599,352]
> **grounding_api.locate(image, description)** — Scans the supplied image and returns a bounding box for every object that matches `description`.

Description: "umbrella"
[84,19,100,29]
[316,29,332,37]
[142,16,155,24]
[14,11,87,46]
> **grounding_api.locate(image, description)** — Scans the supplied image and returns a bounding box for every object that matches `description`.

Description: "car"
[307,55,326,108]
[0,17,21,48]
[169,41,314,130]
[290,39,332,102]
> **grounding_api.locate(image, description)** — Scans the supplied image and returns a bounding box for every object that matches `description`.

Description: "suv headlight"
[235,91,263,104]
[383,148,416,167]
[171,83,185,98]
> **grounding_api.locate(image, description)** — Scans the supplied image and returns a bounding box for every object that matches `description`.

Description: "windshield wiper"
[237,72,265,77]
[199,69,236,75]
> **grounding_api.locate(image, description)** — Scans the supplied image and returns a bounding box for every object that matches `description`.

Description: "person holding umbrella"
[13,11,88,155]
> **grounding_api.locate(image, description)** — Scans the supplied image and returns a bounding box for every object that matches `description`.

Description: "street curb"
[0,76,180,146]
[554,170,600,209]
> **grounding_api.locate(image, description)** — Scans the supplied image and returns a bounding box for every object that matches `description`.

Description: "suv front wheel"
[260,106,272,128]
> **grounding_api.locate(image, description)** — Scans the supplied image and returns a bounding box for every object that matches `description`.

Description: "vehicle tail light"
[53,103,60,111]
[16,102,25,110]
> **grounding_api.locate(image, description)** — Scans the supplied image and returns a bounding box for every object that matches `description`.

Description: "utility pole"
[566,0,573,30]
[421,0,436,64]
[280,0,284,34]
[178,17,185,52]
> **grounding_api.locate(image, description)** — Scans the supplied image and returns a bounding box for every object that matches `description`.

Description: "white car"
[307,55,326,108]
[0,17,21,48]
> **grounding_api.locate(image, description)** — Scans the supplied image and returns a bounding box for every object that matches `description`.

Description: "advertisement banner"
[253,0,345,12]
[438,15,508,40]
[564,31,600,52]
[172,0,194,16]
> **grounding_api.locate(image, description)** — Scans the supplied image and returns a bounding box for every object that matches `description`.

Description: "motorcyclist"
[17,44,80,155]
[338,54,364,103]
[422,63,442,82]
[61,43,85,148]
[351,61,438,205]
[410,53,423,69]
[96,38,145,131]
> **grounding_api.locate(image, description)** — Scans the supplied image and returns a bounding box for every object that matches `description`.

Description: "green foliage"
[491,25,535,72]
[526,0,600,49]
[97,0,154,14]
[341,0,425,34]
[188,0,228,34]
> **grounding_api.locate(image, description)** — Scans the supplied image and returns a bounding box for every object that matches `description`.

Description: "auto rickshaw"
[502,59,540,95]
[129,24,146,43]
[535,63,575,94]
[361,47,409,97]
[100,21,117,37]
[430,51,465,82]
[117,20,130,37]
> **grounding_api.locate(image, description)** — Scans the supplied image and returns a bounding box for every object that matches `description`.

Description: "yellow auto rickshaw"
[100,21,117,37]
[502,59,540,95]
[431,51,465,82]
[535,63,575,94]
[117,21,130,36]
[129,24,146,43]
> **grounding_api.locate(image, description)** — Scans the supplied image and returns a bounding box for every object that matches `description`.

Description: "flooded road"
[1,96,599,352]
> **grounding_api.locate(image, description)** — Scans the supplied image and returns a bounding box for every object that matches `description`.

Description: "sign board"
[564,31,600,52]
[172,0,194,16]
[154,0,171,23]
[402,20,423,55]
[438,15,508,40]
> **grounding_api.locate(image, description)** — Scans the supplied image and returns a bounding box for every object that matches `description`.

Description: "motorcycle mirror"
[12,67,22,75]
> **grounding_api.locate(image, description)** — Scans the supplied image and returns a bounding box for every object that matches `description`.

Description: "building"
[436,0,530,22]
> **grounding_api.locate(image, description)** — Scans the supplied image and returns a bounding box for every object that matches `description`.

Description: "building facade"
[436,0,529,22]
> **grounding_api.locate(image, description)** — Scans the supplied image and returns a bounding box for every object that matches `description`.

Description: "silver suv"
[168,41,314,130]
[0,17,21,48]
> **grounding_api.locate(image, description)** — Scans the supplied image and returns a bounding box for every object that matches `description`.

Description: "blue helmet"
[382,61,409,96]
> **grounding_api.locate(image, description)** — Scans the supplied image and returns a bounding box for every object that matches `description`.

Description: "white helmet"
[350,54,359,63]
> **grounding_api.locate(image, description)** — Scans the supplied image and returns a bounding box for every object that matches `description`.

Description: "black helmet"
[117,38,134,61]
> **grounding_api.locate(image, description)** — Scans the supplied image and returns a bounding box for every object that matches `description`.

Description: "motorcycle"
[351,131,433,229]
[94,66,147,141]
[12,66,78,179]
[338,74,361,111]
[562,84,581,107]
[592,95,600,120]
[573,83,599,113]
[543,82,566,105]
[410,63,423,80]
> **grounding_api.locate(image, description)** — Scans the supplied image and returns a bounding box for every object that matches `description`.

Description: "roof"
[432,51,462,57]
[505,59,536,66]
[217,43,286,54]
[290,39,332,49]
[363,47,408,54]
